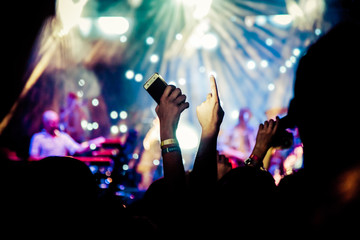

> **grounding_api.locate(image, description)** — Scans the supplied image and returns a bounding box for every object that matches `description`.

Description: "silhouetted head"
[286,21,360,176]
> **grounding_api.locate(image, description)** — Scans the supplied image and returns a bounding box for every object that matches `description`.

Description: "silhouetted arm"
[192,75,224,189]
[155,85,189,193]
[246,117,280,168]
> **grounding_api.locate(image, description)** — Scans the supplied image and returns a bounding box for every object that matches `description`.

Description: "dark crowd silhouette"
[2,0,360,238]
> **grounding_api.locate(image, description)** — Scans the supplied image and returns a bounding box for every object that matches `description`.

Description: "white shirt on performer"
[29,129,81,159]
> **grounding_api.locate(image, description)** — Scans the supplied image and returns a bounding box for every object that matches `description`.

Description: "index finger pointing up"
[210,75,219,101]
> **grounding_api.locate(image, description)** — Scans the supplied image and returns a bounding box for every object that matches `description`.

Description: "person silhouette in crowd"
[132,75,224,237]
[214,117,280,236]
[135,82,189,237]
[275,20,360,236]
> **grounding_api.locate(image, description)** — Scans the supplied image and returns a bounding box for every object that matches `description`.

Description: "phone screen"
[144,73,168,104]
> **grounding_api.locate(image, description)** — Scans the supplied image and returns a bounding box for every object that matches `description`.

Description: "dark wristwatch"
[244,154,264,169]
[244,157,256,166]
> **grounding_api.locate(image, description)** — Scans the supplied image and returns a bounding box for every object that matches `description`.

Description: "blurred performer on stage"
[29,110,105,161]
[59,92,88,143]
[217,107,256,168]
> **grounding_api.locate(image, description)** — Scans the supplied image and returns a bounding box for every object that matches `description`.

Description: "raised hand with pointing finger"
[196,75,224,137]
[192,75,225,189]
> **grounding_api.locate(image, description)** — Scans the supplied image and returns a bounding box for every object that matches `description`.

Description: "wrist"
[244,153,264,169]
[160,128,176,141]
[201,125,220,138]
[250,146,268,160]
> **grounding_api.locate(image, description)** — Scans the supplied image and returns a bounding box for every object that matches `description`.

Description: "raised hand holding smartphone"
[143,72,168,105]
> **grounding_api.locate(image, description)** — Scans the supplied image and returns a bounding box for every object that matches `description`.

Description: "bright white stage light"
[57,0,87,35]
[265,38,273,46]
[247,60,256,70]
[146,36,154,45]
[86,123,93,131]
[268,83,275,91]
[134,73,143,82]
[125,70,134,79]
[293,48,301,56]
[119,111,128,119]
[78,79,85,86]
[178,78,186,85]
[193,0,212,20]
[270,14,293,27]
[111,125,119,134]
[279,66,287,73]
[119,124,128,133]
[260,60,268,68]
[202,33,218,50]
[77,91,84,98]
[97,17,130,35]
[120,35,128,42]
[290,56,296,63]
[91,98,99,106]
[92,122,99,130]
[255,15,267,26]
[178,0,212,19]
[81,120,88,129]
[78,18,92,36]
[175,33,183,40]
[110,111,118,119]
[245,16,255,27]
[285,60,293,68]
[150,54,159,63]
[231,110,239,119]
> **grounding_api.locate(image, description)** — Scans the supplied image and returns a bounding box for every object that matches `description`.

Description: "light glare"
[110,111,118,119]
[176,123,199,150]
[134,73,143,82]
[202,33,218,50]
[247,60,256,70]
[125,70,134,79]
[97,17,130,35]
[92,98,99,106]
[119,111,128,119]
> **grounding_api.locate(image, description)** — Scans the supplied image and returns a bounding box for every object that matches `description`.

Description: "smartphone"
[143,72,168,104]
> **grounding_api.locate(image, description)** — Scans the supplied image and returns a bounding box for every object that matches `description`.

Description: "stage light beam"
[97,16,130,35]
[57,0,87,36]
[202,33,219,50]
